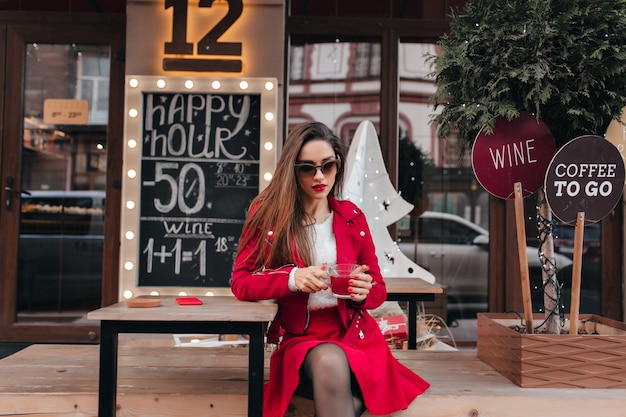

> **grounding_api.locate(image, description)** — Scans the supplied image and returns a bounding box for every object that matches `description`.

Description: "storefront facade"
[0,0,622,344]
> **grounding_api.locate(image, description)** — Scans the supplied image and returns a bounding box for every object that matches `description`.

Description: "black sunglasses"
[294,159,341,177]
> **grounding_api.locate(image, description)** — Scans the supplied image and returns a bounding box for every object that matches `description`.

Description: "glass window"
[77,49,110,124]
[287,39,381,142]
[289,45,305,81]
[288,38,489,342]
[397,41,489,342]
[353,43,381,78]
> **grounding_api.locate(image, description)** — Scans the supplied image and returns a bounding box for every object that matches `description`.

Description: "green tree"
[429,0,626,333]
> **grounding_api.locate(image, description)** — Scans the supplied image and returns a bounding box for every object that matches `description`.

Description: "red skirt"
[263,307,429,416]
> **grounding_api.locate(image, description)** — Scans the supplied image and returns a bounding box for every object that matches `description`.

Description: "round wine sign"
[472,112,556,200]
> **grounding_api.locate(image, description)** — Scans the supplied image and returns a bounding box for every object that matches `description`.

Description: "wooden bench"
[1,336,625,417]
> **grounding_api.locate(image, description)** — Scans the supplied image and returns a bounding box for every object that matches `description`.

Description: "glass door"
[17,43,109,322]
[0,17,125,342]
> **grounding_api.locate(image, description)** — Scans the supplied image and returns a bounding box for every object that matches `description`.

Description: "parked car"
[552,222,601,262]
[397,211,573,322]
[551,222,602,314]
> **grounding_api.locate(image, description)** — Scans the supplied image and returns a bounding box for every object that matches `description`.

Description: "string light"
[532,195,565,332]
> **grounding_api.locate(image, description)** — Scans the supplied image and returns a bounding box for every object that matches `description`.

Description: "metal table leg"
[247,324,265,416]
[95,320,267,416]
[98,320,118,417]
[407,300,417,350]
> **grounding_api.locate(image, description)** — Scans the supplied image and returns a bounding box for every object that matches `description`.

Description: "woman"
[231,121,429,417]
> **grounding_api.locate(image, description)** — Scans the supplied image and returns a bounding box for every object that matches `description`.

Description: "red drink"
[330,275,351,298]
[329,264,358,299]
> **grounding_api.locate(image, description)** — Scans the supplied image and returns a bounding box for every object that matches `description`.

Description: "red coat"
[231,196,429,416]
[232,196,386,339]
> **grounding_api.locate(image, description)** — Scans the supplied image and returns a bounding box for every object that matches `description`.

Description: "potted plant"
[428,0,626,387]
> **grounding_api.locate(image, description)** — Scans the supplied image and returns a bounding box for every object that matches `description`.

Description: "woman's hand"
[294,264,330,293]
[348,264,373,303]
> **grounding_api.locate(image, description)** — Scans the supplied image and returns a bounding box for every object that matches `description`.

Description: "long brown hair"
[236,121,346,270]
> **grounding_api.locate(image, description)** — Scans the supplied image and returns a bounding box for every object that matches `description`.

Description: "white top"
[308,212,338,310]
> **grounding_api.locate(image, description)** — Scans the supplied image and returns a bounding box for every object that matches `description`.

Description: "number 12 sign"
[164,0,243,72]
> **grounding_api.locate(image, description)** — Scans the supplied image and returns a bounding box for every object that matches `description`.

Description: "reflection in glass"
[17,43,110,322]
[552,222,602,315]
[396,42,490,342]
[287,39,489,342]
[288,39,381,142]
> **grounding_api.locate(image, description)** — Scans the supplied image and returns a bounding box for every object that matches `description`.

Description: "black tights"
[296,343,365,417]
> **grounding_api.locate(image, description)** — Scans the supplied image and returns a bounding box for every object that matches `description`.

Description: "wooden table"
[384,277,443,350]
[87,296,277,417]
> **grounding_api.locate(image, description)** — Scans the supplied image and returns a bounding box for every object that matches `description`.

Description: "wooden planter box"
[477,312,626,388]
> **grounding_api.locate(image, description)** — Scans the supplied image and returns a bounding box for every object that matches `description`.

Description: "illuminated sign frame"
[119,76,277,300]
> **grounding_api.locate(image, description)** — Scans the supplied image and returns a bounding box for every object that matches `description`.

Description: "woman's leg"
[298,343,365,417]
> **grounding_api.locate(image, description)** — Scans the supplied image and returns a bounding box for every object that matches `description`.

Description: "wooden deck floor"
[0,334,625,417]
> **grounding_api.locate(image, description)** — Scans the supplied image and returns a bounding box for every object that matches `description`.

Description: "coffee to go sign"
[545,135,625,225]
[552,162,617,198]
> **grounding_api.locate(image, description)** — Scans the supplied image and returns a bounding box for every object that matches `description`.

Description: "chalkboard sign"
[138,92,260,287]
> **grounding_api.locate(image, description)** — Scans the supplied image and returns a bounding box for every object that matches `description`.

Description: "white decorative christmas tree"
[343,120,436,283]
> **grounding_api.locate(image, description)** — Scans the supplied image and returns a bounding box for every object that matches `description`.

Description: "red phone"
[176,297,203,305]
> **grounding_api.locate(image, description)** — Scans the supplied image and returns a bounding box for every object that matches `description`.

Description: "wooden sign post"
[514,182,534,333]
[569,212,585,335]
[472,113,556,332]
